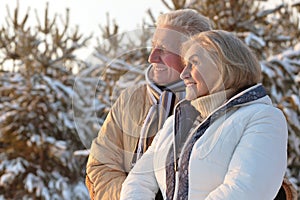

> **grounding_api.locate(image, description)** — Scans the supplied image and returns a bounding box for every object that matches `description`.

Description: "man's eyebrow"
[151,39,159,45]
[151,40,167,50]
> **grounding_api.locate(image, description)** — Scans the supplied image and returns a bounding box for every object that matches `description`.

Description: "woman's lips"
[184,81,196,86]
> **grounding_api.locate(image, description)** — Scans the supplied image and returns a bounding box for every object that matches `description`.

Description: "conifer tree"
[0,3,91,199]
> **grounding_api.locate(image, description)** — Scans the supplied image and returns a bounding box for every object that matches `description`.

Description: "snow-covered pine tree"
[261,44,300,190]
[0,3,91,199]
[189,0,300,60]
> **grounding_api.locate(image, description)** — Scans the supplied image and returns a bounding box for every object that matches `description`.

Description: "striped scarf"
[131,65,185,166]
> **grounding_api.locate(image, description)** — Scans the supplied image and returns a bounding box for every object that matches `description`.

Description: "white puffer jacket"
[120,85,288,200]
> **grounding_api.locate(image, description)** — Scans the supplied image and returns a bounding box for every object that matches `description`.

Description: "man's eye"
[159,46,167,52]
[152,45,167,53]
[161,49,168,53]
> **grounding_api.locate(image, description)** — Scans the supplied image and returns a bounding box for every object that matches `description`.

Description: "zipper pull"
[174,157,179,172]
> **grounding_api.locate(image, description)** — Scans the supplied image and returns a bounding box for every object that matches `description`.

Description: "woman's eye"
[191,60,200,66]
[189,55,200,66]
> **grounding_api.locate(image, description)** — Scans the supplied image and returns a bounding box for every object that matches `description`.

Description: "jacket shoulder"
[236,98,286,121]
[118,84,148,102]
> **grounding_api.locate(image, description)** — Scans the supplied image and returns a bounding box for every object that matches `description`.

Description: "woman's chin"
[185,89,198,101]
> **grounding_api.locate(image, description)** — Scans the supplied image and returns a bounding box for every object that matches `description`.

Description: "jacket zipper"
[171,100,208,199]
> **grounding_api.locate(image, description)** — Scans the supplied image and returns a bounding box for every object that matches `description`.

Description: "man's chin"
[151,73,181,86]
[153,80,169,86]
[151,75,168,85]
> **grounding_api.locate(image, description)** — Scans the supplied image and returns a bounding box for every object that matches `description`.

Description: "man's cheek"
[163,54,183,73]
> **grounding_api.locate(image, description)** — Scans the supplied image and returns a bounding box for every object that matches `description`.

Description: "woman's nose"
[148,48,161,63]
[180,63,191,80]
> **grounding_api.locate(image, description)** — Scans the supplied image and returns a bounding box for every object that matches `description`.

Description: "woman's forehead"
[184,44,206,59]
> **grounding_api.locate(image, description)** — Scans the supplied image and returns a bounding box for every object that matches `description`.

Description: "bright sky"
[0,0,287,60]
[0,0,168,59]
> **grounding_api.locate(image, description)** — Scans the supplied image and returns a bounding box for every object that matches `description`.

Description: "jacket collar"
[145,64,185,104]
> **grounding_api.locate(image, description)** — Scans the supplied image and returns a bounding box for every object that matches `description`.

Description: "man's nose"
[148,48,161,63]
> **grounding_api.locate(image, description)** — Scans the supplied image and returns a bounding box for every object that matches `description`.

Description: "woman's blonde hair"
[185,30,261,91]
[156,9,213,36]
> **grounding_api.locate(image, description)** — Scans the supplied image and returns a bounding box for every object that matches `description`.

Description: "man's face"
[148,27,186,86]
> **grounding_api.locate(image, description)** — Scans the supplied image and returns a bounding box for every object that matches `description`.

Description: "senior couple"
[86,9,294,200]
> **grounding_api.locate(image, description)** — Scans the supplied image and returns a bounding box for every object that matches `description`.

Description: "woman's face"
[181,44,221,100]
[148,27,185,86]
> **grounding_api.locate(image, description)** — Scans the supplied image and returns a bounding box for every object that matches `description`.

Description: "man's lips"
[154,66,168,72]
[154,67,167,71]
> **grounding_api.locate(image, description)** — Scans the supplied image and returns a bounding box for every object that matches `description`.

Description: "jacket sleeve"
[85,90,128,200]
[120,131,161,200]
[205,106,288,200]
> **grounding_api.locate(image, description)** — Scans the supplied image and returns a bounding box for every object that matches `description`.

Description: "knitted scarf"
[165,84,267,200]
[131,65,186,166]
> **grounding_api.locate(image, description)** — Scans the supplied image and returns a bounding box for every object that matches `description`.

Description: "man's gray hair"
[156,9,213,36]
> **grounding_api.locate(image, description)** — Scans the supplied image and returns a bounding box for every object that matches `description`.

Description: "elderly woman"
[120,30,288,200]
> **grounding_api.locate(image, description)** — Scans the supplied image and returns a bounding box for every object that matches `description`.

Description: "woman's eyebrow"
[184,54,199,62]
